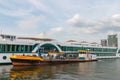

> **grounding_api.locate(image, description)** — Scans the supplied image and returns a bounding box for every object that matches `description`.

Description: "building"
[107,34,118,47]
[101,39,107,46]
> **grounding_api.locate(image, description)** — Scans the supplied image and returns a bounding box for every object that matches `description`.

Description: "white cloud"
[17,15,45,29]
[65,27,98,34]
[66,14,120,34]
[48,27,64,36]
[0,0,51,17]
[0,8,32,17]
[28,0,50,12]
[0,0,34,17]
[112,14,120,19]
[67,14,81,26]
[43,27,65,39]
[50,27,64,33]
[37,32,47,38]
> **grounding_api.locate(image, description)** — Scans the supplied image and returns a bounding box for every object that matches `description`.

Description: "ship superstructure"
[33,41,118,59]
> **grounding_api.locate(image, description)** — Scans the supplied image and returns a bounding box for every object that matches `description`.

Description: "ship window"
[25,45,28,52]
[27,46,30,52]
[74,47,77,51]
[61,46,64,51]
[96,48,102,52]
[11,45,16,52]
[25,45,30,52]
[7,45,11,52]
[82,47,85,50]
[77,47,80,51]
[67,47,70,51]
[0,44,1,52]
[21,45,25,52]
[78,47,81,50]
[1,44,6,52]
[16,45,21,52]
[64,46,67,51]
[30,46,32,52]
[89,48,93,51]
[72,47,74,51]
[103,48,108,52]
[70,47,73,51]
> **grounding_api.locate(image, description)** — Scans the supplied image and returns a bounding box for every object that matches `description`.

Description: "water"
[0,59,120,80]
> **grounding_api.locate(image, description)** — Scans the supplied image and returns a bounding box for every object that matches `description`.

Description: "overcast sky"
[0,0,120,43]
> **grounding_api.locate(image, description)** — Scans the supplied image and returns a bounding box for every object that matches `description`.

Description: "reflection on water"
[0,65,12,80]
[1,59,120,80]
[0,62,98,80]
[10,66,44,80]
[9,64,81,80]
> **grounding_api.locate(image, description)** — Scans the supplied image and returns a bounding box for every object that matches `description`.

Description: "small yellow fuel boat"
[10,50,97,66]
[10,54,44,66]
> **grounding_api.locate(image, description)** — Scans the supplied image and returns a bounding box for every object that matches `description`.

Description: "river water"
[0,59,120,80]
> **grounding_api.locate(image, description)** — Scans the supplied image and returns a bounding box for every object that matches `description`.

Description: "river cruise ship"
[0,34,120,64]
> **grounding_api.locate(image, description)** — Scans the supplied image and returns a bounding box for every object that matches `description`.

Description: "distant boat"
[10,50,97,66]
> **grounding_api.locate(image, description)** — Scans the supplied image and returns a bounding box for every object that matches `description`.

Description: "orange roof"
[67,40,77,42]
[91,42,97,44]
[18,37,54,41]
[80,41,88,43]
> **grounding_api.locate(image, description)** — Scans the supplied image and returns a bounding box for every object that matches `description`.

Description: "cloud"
[67,14,81,26]
[0,0,51,17]
[66,14,120,34]
[48,27,64,36]
[50,27,64,33]
[28,0,51,13]
[17,15,45,29]
[0,0,34,17]
[112,14,120,19]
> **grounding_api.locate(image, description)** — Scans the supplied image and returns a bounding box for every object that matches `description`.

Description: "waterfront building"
[107,34,118,47]
[101,39,107,47]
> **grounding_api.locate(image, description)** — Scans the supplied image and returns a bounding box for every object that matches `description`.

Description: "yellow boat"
[10,50,97,66]
[10,54,44,66]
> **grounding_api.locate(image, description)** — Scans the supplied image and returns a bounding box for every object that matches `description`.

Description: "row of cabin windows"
[0,44,33,53]
[60,46,117,52]
[96,53,116,56]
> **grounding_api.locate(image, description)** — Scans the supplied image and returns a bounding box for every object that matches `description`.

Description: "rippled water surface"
[0,59,120,80]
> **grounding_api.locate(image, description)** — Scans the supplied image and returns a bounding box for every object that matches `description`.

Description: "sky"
[0,0,120,43]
